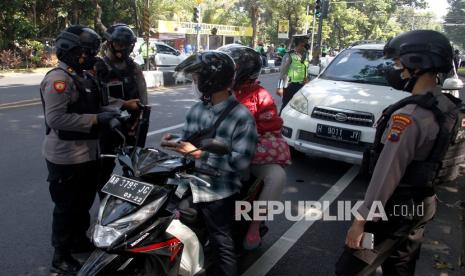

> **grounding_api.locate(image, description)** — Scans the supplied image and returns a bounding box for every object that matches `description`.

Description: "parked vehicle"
[281,42,464,165]
[132,38,187,71]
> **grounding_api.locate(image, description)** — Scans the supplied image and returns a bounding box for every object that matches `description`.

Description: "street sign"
[278,20,289,39]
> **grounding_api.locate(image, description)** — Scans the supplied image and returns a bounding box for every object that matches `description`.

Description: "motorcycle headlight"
[289,92,308,114]
[93,196,166,248]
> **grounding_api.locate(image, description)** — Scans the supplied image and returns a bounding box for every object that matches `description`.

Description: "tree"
[444,0,465,49]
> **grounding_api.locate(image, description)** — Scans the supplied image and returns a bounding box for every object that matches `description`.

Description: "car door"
[155,44,180,71]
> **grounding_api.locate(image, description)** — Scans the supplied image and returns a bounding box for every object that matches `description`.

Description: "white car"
[281,43,408,164]
[132,38,187,71]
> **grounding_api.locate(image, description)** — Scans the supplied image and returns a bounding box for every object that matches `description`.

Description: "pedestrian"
[276,44,286,57]
[335,30,463,276]
[256,41,268,67]
[162,51,258,276]
[218,44,291,250]
[139,39,156,70]
[96,24,148,197]
[276,34,310,113]
[40,25,139,274]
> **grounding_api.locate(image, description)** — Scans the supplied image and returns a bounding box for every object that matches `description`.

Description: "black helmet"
[56,25,101,58]
[384,30,453,74]
[56,25,101,71]
[175,51,236,97]
[217,44,262,89]
[105,24,136,60]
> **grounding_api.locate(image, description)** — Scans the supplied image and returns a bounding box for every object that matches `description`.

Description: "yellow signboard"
[278,20,289,39]
[158,20,253,37]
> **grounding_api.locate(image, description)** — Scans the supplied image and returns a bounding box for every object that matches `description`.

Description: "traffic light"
[193,7,200,23]
[315,0,321,18]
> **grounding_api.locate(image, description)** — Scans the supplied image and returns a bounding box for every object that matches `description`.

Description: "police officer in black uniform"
[96,24,148,194]
[40,25,139,274]
[336,30,463,276]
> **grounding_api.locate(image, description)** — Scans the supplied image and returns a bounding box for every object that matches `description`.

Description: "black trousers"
[196,195,238,276]
[335,196,436,276]
[46,160,98,252]
[280,82,304,113]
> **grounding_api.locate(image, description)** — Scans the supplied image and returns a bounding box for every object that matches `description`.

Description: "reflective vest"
[363,92,465,198]
[288,52,309,83]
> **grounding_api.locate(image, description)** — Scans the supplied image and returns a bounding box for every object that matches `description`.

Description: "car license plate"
[316,124,361,144]
[102,175,155,205]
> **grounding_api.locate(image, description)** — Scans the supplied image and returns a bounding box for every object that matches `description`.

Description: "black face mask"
[385,68,413,92]
[79,56,98,70]
[110,43,131,61]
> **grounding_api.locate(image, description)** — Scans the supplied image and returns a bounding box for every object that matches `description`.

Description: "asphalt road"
[0,73,464,275]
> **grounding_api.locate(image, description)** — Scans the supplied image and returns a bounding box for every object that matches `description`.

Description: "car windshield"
[320,48,393,86]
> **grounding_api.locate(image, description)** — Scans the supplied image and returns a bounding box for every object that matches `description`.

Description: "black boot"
[50,250,81,275]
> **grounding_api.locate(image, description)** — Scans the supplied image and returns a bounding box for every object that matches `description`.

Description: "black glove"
[97,111,120,126]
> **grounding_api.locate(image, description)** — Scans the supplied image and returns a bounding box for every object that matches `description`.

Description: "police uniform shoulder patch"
[387,114,412,142]
[53,81,67,93]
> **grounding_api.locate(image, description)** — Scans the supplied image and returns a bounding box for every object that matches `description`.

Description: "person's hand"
[276,88,284,97]
[345,220,365,249]
[160,133,179,150]
[175,141,202,159]
[96,111,120,126]
[122,99,140,111]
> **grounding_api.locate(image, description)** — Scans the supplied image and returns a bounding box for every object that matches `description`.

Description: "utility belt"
[54,126,99,141]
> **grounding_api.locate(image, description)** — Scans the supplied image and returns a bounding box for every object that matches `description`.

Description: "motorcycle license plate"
[102,175,155,205]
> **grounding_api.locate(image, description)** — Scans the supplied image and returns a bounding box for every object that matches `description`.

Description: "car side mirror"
[442,77,464,90]
[200,139,231,155]
[175,50,181,56]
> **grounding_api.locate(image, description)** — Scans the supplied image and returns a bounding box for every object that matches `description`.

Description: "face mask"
[385,68,409,91]
[192,81,202,99]
[79,55,98,70]
[110,43,130,61]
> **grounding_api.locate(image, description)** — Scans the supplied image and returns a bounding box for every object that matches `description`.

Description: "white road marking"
[147,123,184,137]
[242,165,360,276]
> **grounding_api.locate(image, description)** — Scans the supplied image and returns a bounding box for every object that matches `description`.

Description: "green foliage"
[444,0,465,49]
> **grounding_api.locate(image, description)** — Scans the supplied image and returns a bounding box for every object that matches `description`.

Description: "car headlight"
[93,196,166,248]
[289,92,308,114]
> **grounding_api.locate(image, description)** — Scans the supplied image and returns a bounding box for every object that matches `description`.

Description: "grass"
[458,67,465,76]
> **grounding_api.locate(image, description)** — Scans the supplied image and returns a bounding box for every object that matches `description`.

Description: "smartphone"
[361,232,374,250]
[106,81,124,99]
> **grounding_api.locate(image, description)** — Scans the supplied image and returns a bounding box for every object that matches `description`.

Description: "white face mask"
[192,80,202,99]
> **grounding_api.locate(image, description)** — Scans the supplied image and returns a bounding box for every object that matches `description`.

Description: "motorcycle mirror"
[200,138,231,155]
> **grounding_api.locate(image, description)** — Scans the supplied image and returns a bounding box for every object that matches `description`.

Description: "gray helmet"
[384,30,453,73]
[218,44,262,89]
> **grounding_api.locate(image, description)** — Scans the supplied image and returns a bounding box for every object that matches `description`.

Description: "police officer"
[335,30,460,276]
[41,25,139,274]
[276,34,310,113]
[96,24,148,192]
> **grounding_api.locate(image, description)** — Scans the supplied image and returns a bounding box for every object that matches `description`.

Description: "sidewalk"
[415,174,465,276]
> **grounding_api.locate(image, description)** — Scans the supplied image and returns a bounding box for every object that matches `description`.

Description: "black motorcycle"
[78,115,266,275]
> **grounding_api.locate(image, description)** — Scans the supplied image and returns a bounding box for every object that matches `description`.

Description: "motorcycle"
[78,113,267,276]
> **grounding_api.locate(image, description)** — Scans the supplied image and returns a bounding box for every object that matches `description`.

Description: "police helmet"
[105,24,136,47]
[218,44,262,89]
[56,25,101,59]
[384,30,453,73]
[293,34,310,46]
[175,51,236,96]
